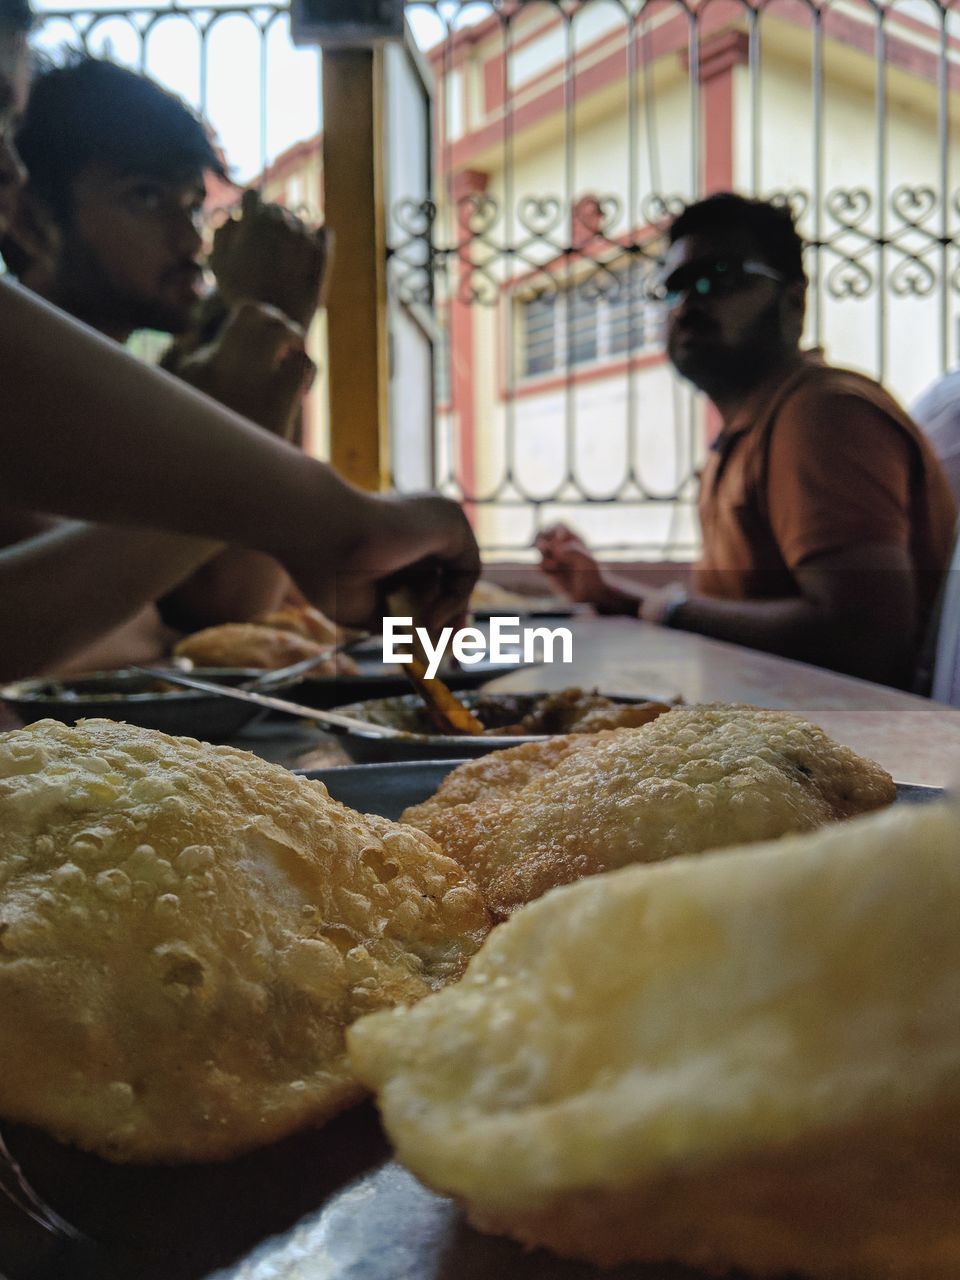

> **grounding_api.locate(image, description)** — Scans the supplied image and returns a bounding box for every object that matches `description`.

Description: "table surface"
[4,618,957,1280]
[231,616,960,787]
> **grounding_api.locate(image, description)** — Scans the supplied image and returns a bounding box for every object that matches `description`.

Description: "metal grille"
[24,0,960,560]
[31,2,320,188]
[392,0,960,558]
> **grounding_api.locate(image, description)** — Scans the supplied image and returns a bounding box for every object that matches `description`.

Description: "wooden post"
[321,48,390,491]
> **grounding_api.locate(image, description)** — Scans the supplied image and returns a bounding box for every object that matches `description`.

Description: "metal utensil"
[132,666,414,739]
[242,635,370,689]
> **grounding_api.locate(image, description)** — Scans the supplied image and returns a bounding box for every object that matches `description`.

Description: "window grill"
[23,0,960,560]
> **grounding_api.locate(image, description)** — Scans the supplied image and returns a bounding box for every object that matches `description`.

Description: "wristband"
[661,589,688,629]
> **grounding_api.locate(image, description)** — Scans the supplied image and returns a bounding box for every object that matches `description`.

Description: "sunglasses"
[652,257,786,309]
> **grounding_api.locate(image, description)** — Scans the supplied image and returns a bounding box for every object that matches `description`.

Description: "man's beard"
[53,232,195,338]
[668,297,787,401]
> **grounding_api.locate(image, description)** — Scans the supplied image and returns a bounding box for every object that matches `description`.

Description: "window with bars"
[518,264,664,379]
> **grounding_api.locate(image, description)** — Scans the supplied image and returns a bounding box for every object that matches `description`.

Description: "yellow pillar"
[321,48,390,491]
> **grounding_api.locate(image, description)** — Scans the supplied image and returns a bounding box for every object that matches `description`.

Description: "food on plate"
[341,688,674,739]
[173,621,360,674]
[401,703,896,915]
[474,687,673,736]
[349,800,960,1278]
[0,719,489,1163]
[253,603,361,648]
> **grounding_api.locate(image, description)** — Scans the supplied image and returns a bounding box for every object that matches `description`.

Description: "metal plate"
[320,691,671,764]
[0,772,946,1280]
[290,624,547,710]
[0,670,270,741]
[300,759,469,817]
[291,654,513,710]
[307,763,944,821]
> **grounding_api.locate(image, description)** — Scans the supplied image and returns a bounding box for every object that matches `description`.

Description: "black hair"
[0,0,33,34]
[668,192,807,283]
[13,53,227,223]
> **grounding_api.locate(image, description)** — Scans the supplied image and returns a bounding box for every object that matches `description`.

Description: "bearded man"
[537,193,957,688]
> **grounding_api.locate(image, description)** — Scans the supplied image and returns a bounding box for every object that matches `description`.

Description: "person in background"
[0,0,479,681]
[537,193,957,689]
[0,54,326,671]
[910,367,960,510]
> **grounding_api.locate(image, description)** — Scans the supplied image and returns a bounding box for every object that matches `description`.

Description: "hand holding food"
[534,523,612,606]
[177,300,314,440]
[287,491,481,635]
[210,188,329,331]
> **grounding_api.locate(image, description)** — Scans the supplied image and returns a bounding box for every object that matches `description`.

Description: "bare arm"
[0,521,219,681]
[160,301,309,627]
[0,280,480,630]
[666,543,916,686]
[159,551,291,631]
[538,521,916,685]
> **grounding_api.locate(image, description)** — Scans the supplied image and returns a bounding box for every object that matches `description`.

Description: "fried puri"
[349,800,960,1278]
[0,719,489,1163]
[172,620,360,674]
[401,703,895,915]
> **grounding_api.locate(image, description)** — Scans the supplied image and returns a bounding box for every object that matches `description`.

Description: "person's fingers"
[240,187,262,219]
[223,301,306,359]
[211,214,238,257]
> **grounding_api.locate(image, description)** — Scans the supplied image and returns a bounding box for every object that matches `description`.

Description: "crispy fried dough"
[172,621,360,675]
[253,604,340,646]
[0,719,489,1163]
[173,621,325,669]
[349,800,960,1278]
[401,703,895,915]
[253,604,363,651]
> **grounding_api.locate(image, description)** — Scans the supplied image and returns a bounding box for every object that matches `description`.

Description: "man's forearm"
[668,592,909,684]
[0,522,220,681]
[0,279,372,556]
[162,549,290,631]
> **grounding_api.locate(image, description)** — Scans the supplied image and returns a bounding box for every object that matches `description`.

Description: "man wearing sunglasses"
[538,192,956,689]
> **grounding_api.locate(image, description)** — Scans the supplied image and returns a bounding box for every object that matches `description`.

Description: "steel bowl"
[323,689,671,763]
[0,668,280,741]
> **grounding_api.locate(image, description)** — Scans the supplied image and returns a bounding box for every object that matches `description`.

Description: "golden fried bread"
[401,703,895,915]
[254,604,339,645]
[173,621,326,669]
[0,719,489,1163]
[253,604,345,646]
[350,800,960,1278]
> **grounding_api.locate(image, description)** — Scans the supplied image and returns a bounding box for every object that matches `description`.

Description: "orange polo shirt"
[695,351,957,636]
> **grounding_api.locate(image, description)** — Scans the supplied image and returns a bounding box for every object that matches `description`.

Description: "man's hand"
[177,301,313,440]
[210,189,329,331]
[535,522,632,611]
[287,492,481,634]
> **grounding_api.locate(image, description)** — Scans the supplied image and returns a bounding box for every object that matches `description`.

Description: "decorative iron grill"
[25,0,960,558]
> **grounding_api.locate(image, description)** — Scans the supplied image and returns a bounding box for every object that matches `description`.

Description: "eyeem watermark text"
[383,617,573,679]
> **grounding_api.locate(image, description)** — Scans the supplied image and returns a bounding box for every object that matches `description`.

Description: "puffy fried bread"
[0,719,489,1163]
[173,621,326,669]
[349,800,960,1278]
[253,604,354,647]
[402,731,604,837]
[401,703,895,915]
[254,604,339,645]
